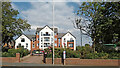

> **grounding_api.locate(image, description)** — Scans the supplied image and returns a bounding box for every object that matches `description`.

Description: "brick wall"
[65,58,120,66]
[0,53,20,63]
[45,58,120,66]
[45,58,63,64]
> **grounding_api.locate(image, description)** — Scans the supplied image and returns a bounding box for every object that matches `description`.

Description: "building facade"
[58,32,76,50]
[15,25,76,51]
[15,34,34,51]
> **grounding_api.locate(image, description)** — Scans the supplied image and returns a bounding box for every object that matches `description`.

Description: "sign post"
[63,50,66,65]
[63,51,66,59]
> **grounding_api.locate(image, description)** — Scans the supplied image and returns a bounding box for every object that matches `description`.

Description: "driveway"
[20,55,44,64]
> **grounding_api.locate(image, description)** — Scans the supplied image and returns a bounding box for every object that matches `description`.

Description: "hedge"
[44,47,120,59]
[1,47,30,57]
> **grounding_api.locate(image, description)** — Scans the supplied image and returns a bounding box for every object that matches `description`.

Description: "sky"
[11,2,93,46]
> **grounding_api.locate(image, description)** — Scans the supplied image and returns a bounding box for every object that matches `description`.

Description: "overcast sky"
[12,2,92,46]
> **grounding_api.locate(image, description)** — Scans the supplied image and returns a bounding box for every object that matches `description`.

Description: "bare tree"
[69,16,96,52]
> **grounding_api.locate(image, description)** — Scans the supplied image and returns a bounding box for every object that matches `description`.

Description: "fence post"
[16,53,20,62]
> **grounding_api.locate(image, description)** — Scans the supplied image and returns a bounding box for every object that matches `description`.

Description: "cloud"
[21,2,75,32]
[13,2,92,46]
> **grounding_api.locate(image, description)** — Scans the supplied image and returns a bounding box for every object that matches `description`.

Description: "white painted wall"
[61,32,76,50]
[39,26,54,50]
[15,34,31,51]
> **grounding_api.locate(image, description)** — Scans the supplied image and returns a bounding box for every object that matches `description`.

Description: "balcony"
[67,40,74,42]
[43,34,50,36]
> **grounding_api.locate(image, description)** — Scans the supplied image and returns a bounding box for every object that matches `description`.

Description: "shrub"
[44,48,80,58]
[44,46,119,59]
[2,48,30,57]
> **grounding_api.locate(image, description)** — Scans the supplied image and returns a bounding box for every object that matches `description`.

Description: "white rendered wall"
[15,35,31,51]
[39,26,54,50]
[61,32,76,50]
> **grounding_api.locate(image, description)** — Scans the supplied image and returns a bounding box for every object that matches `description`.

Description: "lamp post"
[52,0,55,65]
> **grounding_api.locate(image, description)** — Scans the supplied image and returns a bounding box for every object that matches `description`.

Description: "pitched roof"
[26,35,35,40]
[36,25,58,33]
[58,33,65,38]
[15,34,35,41]
[58,32,76,39]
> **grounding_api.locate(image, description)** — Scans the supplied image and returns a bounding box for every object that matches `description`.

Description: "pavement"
[1,62,63,66]
[20,55,44,64]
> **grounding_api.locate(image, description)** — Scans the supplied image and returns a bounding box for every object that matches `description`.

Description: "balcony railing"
[44,40,50,41]
[67,40,74,42]
[43,34,50,36]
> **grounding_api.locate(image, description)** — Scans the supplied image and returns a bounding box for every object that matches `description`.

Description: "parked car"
[32,50,44,56]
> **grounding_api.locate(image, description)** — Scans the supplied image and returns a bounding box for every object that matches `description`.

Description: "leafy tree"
[75,2,120,52]
[2,2,31,45]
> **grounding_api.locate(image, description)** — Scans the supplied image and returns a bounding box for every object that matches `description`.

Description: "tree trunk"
[93,37,96,53]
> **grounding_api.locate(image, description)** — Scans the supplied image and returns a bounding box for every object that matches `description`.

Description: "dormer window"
[21,38,25,42]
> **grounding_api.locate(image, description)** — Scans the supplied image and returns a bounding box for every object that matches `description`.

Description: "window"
[32,38,35,42]
[26,43,28,48]
[18,43,21,46]
[59,44,60,47]
[22,46,24,48]
[38,38,39,40]
[64,38,66,42]
[44,37,49,41]
[51,38,53,41]
[33,40,34,42]
[44,43,49,47]
[17,43,21,48]
[59,39,61,42]
[41,32,43,36]
[55,33,57,35]
[21,38,25,42]
[51,32,53,36]
[69,43,73,47]
[37,43,39,46]
[41,38,43,42]
[55,43,57,46]
[70,38,74,42]
[55,38,57,41]
[33,44,35,48]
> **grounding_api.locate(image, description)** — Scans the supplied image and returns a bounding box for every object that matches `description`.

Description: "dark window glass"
[21,38,25,42]
[26,43,28,48]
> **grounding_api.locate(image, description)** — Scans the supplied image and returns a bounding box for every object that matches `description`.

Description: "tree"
[75,2,120,52]
[2,2,31,45]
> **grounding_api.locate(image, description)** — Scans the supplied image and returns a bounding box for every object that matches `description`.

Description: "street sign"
[103,44,117,48]
[63,51,66,59]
